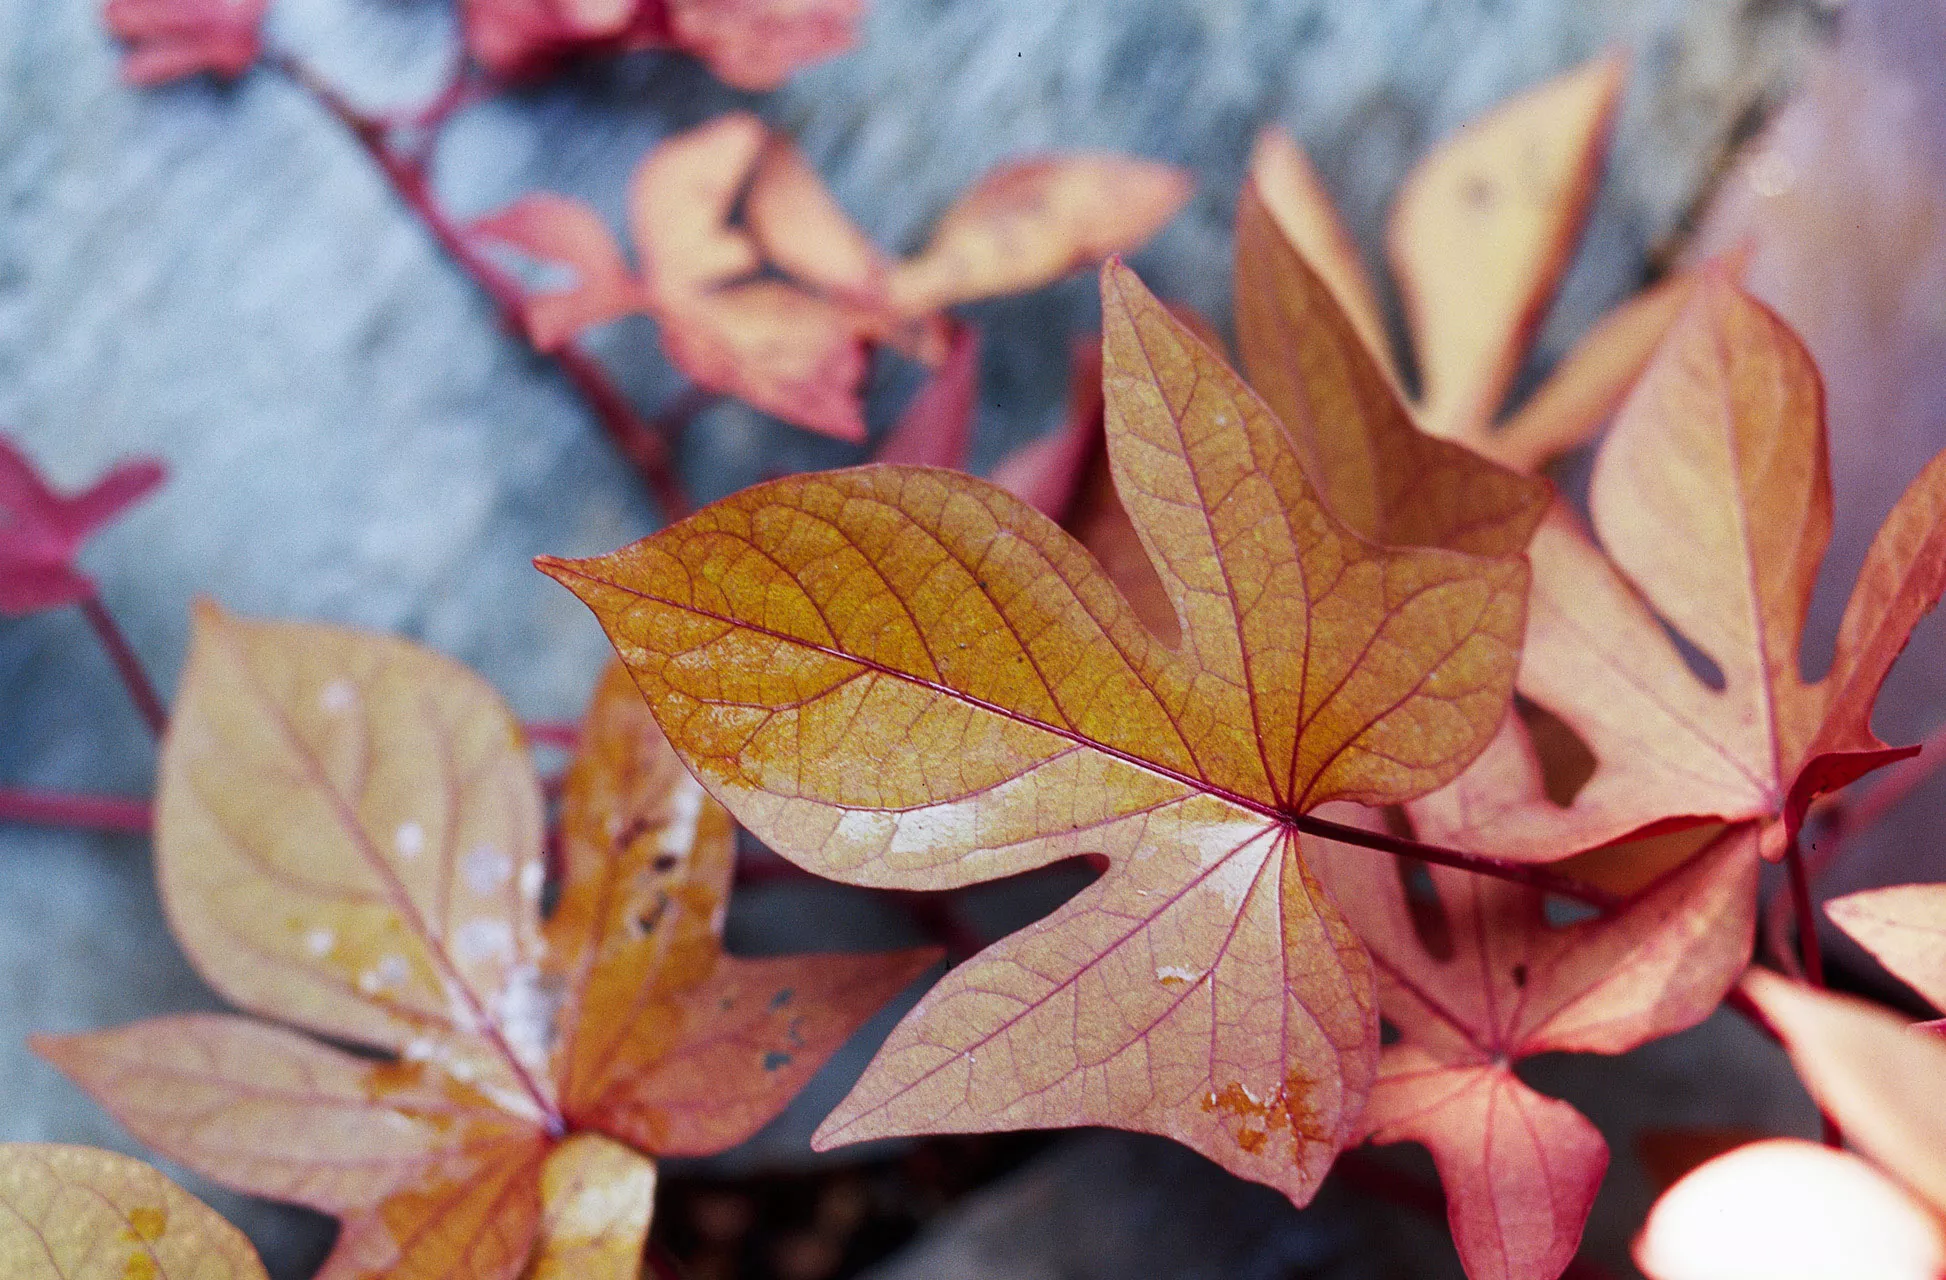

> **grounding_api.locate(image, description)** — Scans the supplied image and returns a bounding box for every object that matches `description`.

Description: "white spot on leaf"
[462,845,513,895]
[304,928,335,958]
[454,917,514,965]
[394,821,425,859]
[319,679,355,713]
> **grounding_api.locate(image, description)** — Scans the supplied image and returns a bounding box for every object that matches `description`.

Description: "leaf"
[0,1143,269,1279]
[1415,278,1946,862]
[628,113,769,306]
[1389,56,1625,445]
[1828,883,1946,1014]
[1635,1138,1946,1280]
[1247,128,1396,386]
[663,0,863,92]
[658,283,872,444]
[481,118,1184,442]
[459,0,853,88]
[0,437,165,617]
[744,134,892,306]
[470,196,643,351]
[1232,171,1550,557]
[522,1136,656,1280]
[104,0,266,85]
[43,609,933,1278]
[874,324,980,468]
[545,661,940,1154]
[539,261,1531,1206]
[1309,821,1758,1280]
[887,157,1194,316]
[1742,968,1946,1215]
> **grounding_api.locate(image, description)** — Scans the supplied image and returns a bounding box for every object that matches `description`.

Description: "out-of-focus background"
[2,0,1943,1275]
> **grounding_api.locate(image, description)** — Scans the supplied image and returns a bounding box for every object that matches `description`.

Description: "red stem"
[1784,831,1825,989]
[0,788,152,834]
[262,50,697,520]
[525,721,581,751]
[79,594,166,738]
[1293,812,1618,910]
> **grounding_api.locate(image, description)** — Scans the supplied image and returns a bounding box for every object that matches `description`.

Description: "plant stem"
[1293,812,1618,910]
[525,721,580,751]
[79,594,166,738]
[0,788,152,834]
[1783,831,1825,989]
[262,49,698,520]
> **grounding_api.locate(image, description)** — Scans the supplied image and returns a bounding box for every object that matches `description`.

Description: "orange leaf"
[744,134,892,305]
[887,157,1193,316]
[34,1015,528,1214]
[662,0,862,92]
[105,0,265,85]
[43,610,932,1278]
[1742,969,1946,1216]
[1233,172,1549,557]
[0,1143,269,1279]
[1247,128,1395,386]
[470,195,644,350]
[523,1135,656,1280]
[1310,819,1757,1280]
[539,261,1530,1206]
[1489,263,1729,474]
[1417,277,1946,862]
[658,283,870,443]
[1636,1138,1946,1280]
[1389,56,1625,445]
[1828,883,1946,1015]
[547,661,939,1154]
[629,113,767,305]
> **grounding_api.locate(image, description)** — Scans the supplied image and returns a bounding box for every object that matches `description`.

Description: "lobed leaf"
[541,261,1529,1206]
[1418,278,1946,862]
[0,437,166,617]
[0,1143,268,1280]
[1310,816,1757,1280]
[1233,173,1549,558]
[34,1016,527,1215]
[1389,56,1625,444]
[1742,968,1946,1215]
[156,603,553,1116]
[547,662,939,1154]
[1827,883,1946,1014]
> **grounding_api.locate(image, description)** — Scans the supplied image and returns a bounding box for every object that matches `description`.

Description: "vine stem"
[79,594,166,738]
[1783,829,1825,989]
[0,788,152,834]
[1293,812,1618,910]
[261,49,700,520]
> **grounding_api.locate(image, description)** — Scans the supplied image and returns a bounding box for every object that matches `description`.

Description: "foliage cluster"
[5,5,1946,1280]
